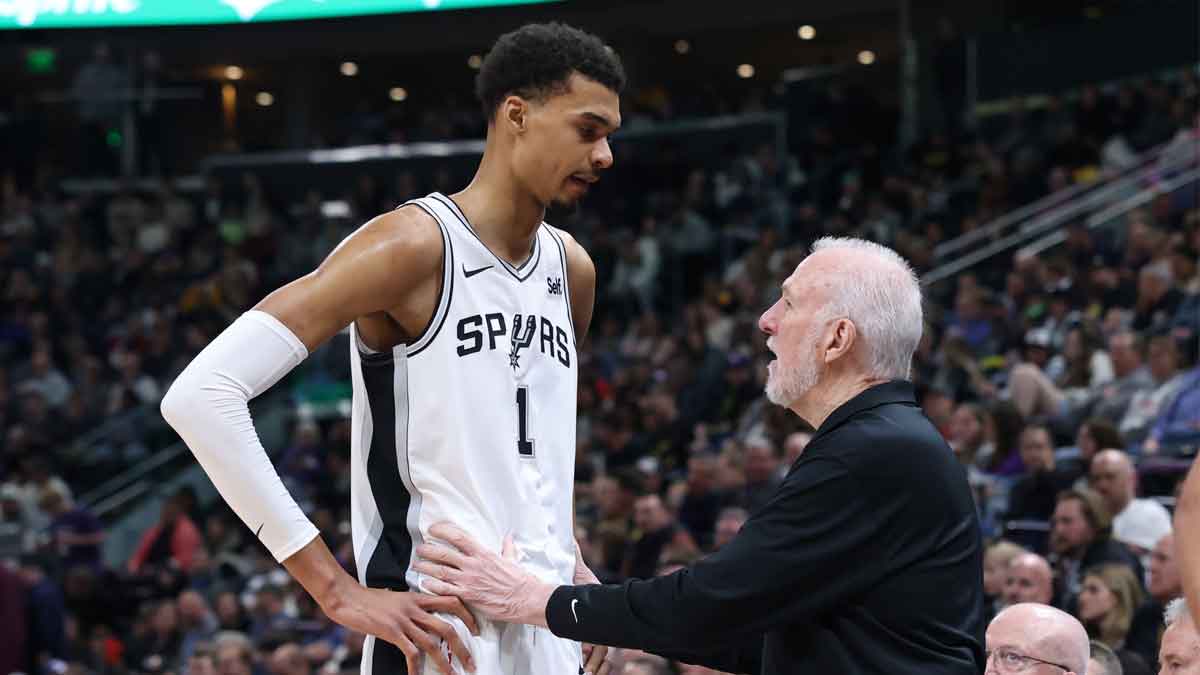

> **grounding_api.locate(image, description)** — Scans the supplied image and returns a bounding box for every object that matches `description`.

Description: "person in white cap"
[1088,449,1171,565]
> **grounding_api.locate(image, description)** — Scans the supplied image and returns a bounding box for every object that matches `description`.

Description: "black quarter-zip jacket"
[546,381,986,674]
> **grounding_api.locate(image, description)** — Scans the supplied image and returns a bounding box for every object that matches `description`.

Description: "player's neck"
[452,155,545,267]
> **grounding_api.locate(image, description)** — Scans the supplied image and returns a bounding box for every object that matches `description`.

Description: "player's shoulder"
[349,202,444,266]
[543,224,595,283]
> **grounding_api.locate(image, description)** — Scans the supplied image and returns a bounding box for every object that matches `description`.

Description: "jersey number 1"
[516,386,534,456]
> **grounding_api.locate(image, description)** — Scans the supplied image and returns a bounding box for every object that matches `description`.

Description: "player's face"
[514,73,620,208]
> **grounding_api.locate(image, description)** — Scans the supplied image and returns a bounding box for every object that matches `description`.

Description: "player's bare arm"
[256,205,445,352]
[163,205,478,675]
[556,227,596,345]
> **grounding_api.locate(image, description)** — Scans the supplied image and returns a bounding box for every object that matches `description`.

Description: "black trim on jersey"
[361,357,414,593]
[405,201,455,358]
[545,225,577,349]
[430,192,542,282]
[371,637,409,675]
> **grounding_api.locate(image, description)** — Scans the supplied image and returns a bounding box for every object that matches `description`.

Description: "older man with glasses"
[985,603,1089,674]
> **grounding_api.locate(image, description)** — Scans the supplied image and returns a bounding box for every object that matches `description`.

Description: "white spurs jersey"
[347,192,580,607]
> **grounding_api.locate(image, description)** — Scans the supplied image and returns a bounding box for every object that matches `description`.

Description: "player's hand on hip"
[414,522,556,627]
[320,579,478,675]
[582,642,611,675]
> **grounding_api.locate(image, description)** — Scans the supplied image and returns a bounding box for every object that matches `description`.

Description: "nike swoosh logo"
[571,598,579,622]
[463,264,493,278]
[255,523,264,538]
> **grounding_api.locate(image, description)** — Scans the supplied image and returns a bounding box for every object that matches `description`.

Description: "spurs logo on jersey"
[455,312,571,369]
[348,192,582,675]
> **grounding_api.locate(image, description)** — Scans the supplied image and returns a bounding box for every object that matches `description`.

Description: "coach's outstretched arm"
[160,207,478,675]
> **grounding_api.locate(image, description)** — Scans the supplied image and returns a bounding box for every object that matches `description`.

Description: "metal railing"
[932,140,1174,262]
[922,137,1198,286]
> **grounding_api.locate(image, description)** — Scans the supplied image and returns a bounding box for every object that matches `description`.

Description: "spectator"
[1128,532,1183,667]
[128,494,203,576]
[187,645,218,675]
[1088,449,1172,562]
[214,592,249,633]
[711,507,748,550]
[985,401,1027,476]
[1160,596,1200,673]
[736,438,781,512]
[1007,424,1081,521]
[19,553,67,670]
[948,402,994,469]
[781,431,811,467]
[592,472,637,575]
[1072,418,1125,476]
[0,562,30,675]
[41,487,105,571]
[1089,332,1155,425]
[985,603,1088,675]
[1144,362,1200,453]
[178,590,218,665]
[1088,640,1125,675]
[248,586,292,642]
[675,453,730,548]
[1133,261,1183,333]
[622,493,697,580]
[213,632,254,675]
[17,346,72,408]
[267,643,310,675]
[983,540,1025,620]
[1120,331,1189,443]
[1077,565,1152,660]
[127,599,183,674]
[1003,552,1055,606]
[1049,488,1142,610]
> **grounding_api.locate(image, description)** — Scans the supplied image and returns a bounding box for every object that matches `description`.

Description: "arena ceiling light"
[389,87,408,102]
[737,63,755,79]
[857,50,876,65]
[797,25,815,40]
[1,0,559,29]
[255,91,274,107]
[674,39,690,55]
[224,65,244,80]
[341,61,359,76]
[467,54,483,69]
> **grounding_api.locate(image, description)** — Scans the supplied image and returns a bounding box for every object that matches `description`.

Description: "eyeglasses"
[986,649,1071,672]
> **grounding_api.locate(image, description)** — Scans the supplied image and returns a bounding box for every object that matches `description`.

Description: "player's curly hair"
[475,22,626,121]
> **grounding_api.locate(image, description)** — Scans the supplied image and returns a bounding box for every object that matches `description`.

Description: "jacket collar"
[811,380,918,440]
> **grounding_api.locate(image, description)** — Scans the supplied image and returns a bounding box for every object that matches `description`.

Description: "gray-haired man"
[1161,597,1200,674]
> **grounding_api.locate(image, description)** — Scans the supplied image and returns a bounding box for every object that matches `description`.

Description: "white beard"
[765,338,822,407]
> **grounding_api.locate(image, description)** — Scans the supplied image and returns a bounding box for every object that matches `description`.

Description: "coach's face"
[509,72,620,208]
[758,259,831,408]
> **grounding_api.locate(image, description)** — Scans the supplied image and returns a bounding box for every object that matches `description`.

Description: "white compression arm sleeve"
[160,310,320,562]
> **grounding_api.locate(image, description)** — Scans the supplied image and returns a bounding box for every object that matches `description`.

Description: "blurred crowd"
[0,63,1197,675]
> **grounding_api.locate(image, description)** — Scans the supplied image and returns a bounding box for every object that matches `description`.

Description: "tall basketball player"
[160,23,624,675]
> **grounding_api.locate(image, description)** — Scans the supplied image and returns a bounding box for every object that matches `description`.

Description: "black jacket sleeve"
[650,636,764,675]
[545,457,887,652]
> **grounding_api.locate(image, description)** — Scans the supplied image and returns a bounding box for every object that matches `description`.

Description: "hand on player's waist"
[414,522,556,629]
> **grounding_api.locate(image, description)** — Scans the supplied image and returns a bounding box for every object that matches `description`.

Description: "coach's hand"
[320,577,478,674]
[414,522,556,628]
